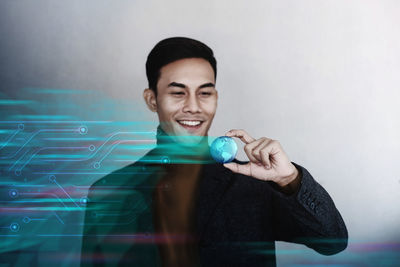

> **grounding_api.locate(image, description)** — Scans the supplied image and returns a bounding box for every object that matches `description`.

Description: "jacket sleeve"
[268,162,348,255]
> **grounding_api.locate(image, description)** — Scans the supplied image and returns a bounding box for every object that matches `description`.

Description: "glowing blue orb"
[210,136,238,163]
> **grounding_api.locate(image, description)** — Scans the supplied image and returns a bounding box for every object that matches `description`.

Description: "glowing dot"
[9,189,18,198]
[79,126,88,135]
[93,162,100,169]
[80,197,89,205]
[10,222,20,232]
[49,175,56,182]
[161,156,170,164]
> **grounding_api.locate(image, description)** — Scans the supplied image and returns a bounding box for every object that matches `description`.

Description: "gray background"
[1,0,399,266]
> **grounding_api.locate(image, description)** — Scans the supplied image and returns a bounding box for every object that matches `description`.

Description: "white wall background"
[1,0,399,265]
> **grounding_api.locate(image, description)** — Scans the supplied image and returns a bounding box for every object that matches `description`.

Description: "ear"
[143,88,157,112]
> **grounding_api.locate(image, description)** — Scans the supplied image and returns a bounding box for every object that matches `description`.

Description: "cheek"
[158,98,182,117]
[201,99,217,116]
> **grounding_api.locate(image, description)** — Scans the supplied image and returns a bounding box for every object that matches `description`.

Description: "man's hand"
[223,129,299,188]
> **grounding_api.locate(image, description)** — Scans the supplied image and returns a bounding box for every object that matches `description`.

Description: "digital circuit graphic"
[0,88,158,262]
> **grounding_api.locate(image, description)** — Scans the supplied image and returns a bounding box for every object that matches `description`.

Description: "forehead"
[158,58,215,85]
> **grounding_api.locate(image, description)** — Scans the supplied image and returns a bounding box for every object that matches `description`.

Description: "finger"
[260,140,281,169]
[259,146,272,169]
[223,162,251,176]
[251,138,271,163]
[244,139,265,163]
[253,139,274,169]
[225,129,255,144]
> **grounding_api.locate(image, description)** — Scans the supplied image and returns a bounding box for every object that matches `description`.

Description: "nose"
[182,94,202,113]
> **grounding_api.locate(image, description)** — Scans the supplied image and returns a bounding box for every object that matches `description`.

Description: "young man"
[81,37,348,267]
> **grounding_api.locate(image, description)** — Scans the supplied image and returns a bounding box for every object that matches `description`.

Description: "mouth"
[176,120,204,132]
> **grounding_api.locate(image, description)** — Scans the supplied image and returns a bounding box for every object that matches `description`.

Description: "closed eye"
[171,92,185,95]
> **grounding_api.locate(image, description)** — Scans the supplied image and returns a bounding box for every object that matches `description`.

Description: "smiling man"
[143,56,217,143]
[81,37,348,267]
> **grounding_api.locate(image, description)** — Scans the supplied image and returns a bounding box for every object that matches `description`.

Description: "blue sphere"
[210,136,238,163]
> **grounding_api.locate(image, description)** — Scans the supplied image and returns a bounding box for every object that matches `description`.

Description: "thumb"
[223,162,236,172]
[223,162,251,176]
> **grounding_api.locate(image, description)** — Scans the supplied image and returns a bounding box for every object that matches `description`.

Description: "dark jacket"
[81,127,348,266]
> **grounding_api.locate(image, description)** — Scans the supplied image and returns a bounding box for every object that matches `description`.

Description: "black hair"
[145,37,217,96]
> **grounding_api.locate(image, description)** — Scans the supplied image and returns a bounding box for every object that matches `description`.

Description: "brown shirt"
[152,163,203,267]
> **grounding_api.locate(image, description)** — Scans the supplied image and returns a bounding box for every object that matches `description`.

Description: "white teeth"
[178,120,201,126]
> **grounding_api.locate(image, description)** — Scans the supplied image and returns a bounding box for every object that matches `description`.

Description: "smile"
[177,120,203,128]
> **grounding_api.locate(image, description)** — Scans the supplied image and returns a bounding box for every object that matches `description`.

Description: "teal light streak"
[11,115,75,120]
[0,100,35,105]
[0,130,16,134]
[41,137,100,141]
[37,154,90,159]
[0,198,82,203]
[27,88,91,94]
[4,207,84,211]
[0,121,112,123]
[0,142,19,147]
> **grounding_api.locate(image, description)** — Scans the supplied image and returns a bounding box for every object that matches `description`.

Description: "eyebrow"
[167,82,215,89]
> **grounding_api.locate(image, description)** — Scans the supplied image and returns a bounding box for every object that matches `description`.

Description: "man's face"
[144,58,218,143]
